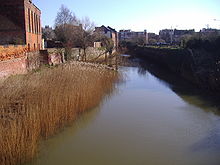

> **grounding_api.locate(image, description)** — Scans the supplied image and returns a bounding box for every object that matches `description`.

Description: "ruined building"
[0,0,42,50]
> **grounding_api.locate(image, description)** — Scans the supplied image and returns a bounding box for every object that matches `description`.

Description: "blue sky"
[33,0,220,33]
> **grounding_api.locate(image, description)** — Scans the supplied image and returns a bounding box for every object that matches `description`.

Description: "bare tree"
[75,17,95,61]
[54,5,79,61]
[42,26,56,40]
[55,5,78,26]
[100,36,114,64]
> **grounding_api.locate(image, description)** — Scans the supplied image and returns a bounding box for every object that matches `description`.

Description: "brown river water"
[28,63,220,165]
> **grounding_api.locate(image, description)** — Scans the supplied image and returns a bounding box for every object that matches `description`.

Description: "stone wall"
[47,47,106,62]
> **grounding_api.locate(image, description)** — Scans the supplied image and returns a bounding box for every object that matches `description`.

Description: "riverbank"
[0,61,119,165]
[126,45,220,92]
[26,65,220,165]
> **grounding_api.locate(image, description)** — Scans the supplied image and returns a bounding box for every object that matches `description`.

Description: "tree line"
[43,5,114,62]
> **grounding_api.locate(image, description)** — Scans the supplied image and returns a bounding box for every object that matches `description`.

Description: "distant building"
[173,29,195,44]
[42,25,56,40]
[148,33,160,44]
[159,29,173,43]
[94,25,118,49]
[174,29,195,36]
[200,28,220,36]
[148,33,159,39]
[159,29,195,44]
[200,28,218,33]
[0,0,42,50]
[118,29,148,44]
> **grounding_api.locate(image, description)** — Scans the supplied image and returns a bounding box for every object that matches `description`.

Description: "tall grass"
[0,61,119,165]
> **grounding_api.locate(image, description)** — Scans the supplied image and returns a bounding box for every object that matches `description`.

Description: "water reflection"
[136,60,220,116]
[27,60,220,165]
[191,119,220,152]
[28,107,102,165]
[135,59,220,153]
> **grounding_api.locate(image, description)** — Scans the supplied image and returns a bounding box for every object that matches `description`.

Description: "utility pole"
[170,26,173,45]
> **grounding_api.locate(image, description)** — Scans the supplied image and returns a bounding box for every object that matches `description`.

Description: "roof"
[95,25,117,33]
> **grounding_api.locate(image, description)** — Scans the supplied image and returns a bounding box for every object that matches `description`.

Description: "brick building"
[94,25,119,49]
[0,0,42,50]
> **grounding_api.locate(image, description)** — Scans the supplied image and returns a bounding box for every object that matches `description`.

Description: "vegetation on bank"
[0,62,119,165]
[44,5,115,63]
[121,35,220,92]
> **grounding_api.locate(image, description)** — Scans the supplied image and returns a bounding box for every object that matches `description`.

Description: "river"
[28,62,220,165]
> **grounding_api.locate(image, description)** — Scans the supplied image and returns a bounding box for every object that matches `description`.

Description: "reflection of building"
[94,25,118,49]
[0,0,42,50]
[118,30,148,44]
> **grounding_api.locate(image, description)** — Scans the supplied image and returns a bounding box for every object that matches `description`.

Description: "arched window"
[28,44,30,51]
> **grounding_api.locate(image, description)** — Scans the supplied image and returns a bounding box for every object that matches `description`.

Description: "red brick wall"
[0,57,27,79]
[0,0,25,44]
[24,0,42,50]
[0,0,42,50]
[0,45,27,61]
[0,51,48,79]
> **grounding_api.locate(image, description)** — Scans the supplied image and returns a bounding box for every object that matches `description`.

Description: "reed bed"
[0,61,119,165]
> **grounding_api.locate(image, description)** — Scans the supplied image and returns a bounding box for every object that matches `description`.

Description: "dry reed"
[0,61,119,165]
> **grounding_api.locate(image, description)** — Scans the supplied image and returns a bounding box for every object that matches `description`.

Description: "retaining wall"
[0,51,49,79]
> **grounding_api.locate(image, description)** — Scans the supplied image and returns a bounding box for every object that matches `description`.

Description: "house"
[159,29,173,43]
[173,29,195,44]
[159,29,195,44]
[118,29,148,45]
[0,0,42,50]
[94,25,118,49]
[148,33,160,44]
[200,28,220,35]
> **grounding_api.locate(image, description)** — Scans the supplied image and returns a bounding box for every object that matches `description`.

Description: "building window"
[33,13,35,34]
[38,16,41,34]
[35,14,38,34]
[28,9,31,32]
[28,44,30,51]
[34,14,37,34]
[36,15,38,34]
[31,11,34,34]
